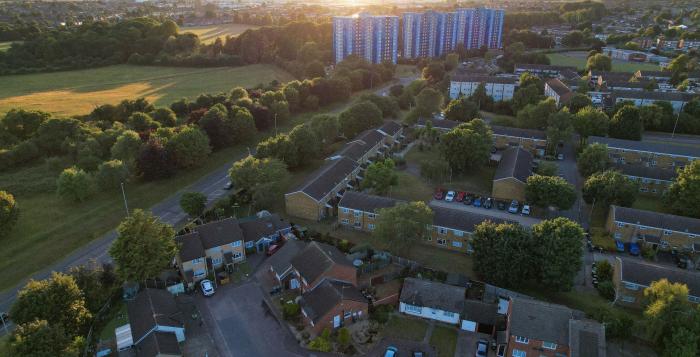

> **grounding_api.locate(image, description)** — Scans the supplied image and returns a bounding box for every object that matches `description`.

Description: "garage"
[461,300,500,335]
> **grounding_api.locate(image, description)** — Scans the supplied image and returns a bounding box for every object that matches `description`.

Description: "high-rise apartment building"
[402,8,504,59]
[333,14,399,64]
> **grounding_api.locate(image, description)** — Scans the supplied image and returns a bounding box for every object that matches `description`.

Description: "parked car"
[629,242,640,256]
[484,198,493,209]
[463,194,473,205]
[434,188,445,200]
[267,244,282,256]
[384,346,398,357]
[615,240,625,253]
[497,200,506,210]
[476,339,489,357]
[455,191,466,202]
[412,351,424,357]
[224,181,234,190]
[521,205,531,215]
[508,200,519,213]
[557,153,564,160]
[445,191,456,202]
[473,196,482,207]
[200,279,215,296]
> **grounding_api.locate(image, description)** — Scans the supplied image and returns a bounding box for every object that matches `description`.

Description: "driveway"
[369,338,436,357]
[430,200,542,227]
[455,330,493,357]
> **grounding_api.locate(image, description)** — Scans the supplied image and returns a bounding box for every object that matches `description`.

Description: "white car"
[200,279,215,296]
[508,200,519,213]
[521,205,531,216]
[445,191,456,202]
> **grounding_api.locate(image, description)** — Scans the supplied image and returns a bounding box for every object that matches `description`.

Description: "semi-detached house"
[606,205,700,252]
[613,257,700,307]
[399,277,465,325]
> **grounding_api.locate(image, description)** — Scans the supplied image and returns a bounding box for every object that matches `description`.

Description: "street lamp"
[120,182,130,216]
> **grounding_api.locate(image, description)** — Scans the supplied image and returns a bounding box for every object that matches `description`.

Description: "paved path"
[430,200,542,227]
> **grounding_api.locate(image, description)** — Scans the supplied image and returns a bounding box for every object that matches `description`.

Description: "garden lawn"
[0,64,295,116]
[383,315,428,342]
[429,325,458,357]
[181,23,259,44]
[98,301,128,341]
[0,335,8,357]
[547,52,662,72]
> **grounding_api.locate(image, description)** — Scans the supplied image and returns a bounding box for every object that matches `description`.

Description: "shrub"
[595,260,613,281]
[0,190,19,236]
[597,280,615,301]
[56,167,95,202]
[308,328,332,352]
[282,302,301,321]
[96,160,130,190]
[369,304,393,324]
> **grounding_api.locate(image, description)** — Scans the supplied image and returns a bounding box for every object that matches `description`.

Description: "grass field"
[0,42,12,52]
[383,316,428,342]
[547,52,662,73]
[0,335,7,357]
[0,64,295,116]
[181,23,259,44]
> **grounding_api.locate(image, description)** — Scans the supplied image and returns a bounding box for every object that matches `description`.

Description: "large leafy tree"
[36,118,87,156]
[414,87,443,117]
[582,170,638,207]
[127,112,160,132]
[373,202,433,255]
[577,143,609,177]
[110,130,142,165]
[309,114,340,144]
[511,84,544,113]
[609,105,642,140]
[8,319,79,357]
[0,190,19,237]
[229,156,289,208]
[566,93,592,113]
[1,109,50,141]
[665,160,700,218]
[472,221,533,288]
[439,119,493,173]
[361,159,398,195]
[516,98,557,129]
[525,175,576,210]
[180,192,207,217]
[289,124,321,162]
[546,109,574,153]
[166,126,211,169]
[109,209,177,282]
[229,106,257,144]
[198,104,232,149]
[643,279,700,353]
[256,134,299,168]
[531,218,584,291]
[339,101,383,138]
[444,97,479,122]
[573,106,609,146]
[136,138,175,181]
[56,167,95,202]
[96,160,130,190]
[586,53,612,71]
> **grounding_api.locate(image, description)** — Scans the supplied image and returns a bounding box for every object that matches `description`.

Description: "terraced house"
[427,204,514,253]
[448,74,517,101]
[611,164,676,195]
[589,136,700,171]
[492,147,533,202]
[613,257,700,307]
[337,191,399,232]
[606,205,700,252]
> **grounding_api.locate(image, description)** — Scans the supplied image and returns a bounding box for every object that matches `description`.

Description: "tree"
[422,61,446,83]
[439,119,493,173]
[110,130,142,165]
[166,126,211,169]
[359,93,399,118]
[586,53,612,71]
[96,160,129,190]
[525,175,576,210]
[577,143,609,177]
[69,263,118,314]
[309,114,339,144]
[573,106,609,146]
[662,327,698,357]
[470,83,494,110]
[198,104,231,149]
[414,87,443,117]
[305,60,326,78]
[56,167,95,202]
[109,209,177,282]
[127,112,159,132]
[229,106,257,144]
[8,319,79,357]
[472,221,533,288]
[373,202,433,254]
[339,101,383,138]
[256,134,299,168]
[562,31,586,47]
[609,105,642,140]
[0,190,19,236]
[289,124,321,162]
[567,93,592,113]
[1,109,50,141]
[665,160,700,218]
[536,161,558,176]
[511,84,544,113]
[531,218,584,291]
[36,118,86,156]
[361,159,398,195]
[582,170,638,207]
[151,107,177,127]
[517,98,557,129]
[180,192,207,217]
[445,53,459,71]
[11,272,91,336]
[444,97,479,122]
[337,327,351,350]
[643,279,697,348]
[546,109,573,153]
[228,156,288,207]
[136,138,175,181]
[308,328,332,352]
[519,72,542,88]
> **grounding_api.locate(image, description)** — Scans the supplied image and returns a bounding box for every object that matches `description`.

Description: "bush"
[56,167,95,202]
[96,160,129,190]
[595,260,613,281]
[10,141,41,166]
[282,302,300,321]
[308,328,332,352]
[46,156,73,173]
[597,280,615,301]
[0,190,20,237]
[369,304,393,324]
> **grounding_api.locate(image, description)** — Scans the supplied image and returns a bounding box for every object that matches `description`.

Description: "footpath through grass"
[0,64,295,116]
[181,23,259,44]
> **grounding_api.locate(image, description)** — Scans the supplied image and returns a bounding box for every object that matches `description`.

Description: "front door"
[333,315,341,328]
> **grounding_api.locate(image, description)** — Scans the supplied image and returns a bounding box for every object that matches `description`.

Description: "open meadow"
[0,42,11,52]
[547,51,663,73]
[181,23,259,44]
[0,64,295,116]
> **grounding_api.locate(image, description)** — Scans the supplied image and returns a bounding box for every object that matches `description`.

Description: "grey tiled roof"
[338,191,399,213]
[611,163,677,182]
[136,332,181,357]
[127,289,182,343]
[301,280,366,322]
[611,205,700,235]
[268,239,307,277]
[291,241,353,284]
[239,214,290,242]
[462,300,498,325]
[400,277,466,314]
[415,117,460,131]
[612,89,696,102]
[491,125,546,140]
[430,205,515,233]
[451,74,517,84]
[175,232,205,262]
[494,147,533,183]
[193,217,245,250]
[509,297,578,345]
[569,319,606,357]
[546,78,572,96]
[588,136,700,158]
[617,257,700,297]
[378,121,402,136]
[356,129,386,148]
[335,141,370,162]
[288,156,359,201]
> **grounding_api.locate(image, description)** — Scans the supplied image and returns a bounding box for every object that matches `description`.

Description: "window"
[614,232,621,239]
[689,296,700,303]
[368,213,376,219]
[617,222,624,228]
[443,310,454,317]
[454,230,464,237]
[452,241,463,248]
[624,282,639,290]
[437,239,447,246]
[232,241,242,248]
[511,349,526,357]
[342,208,349,214]
[621,295,636,303]
[354,210,361,217]
[245,241,254,248]
[515,336,529,344]
[192,257,204,264]
[341,219,350,225]
[212,257,222,265]
[404,304,422,314]
[542,341,557,350]
[664,230,673,235]
[194,269,206,277]
[368,224,375,230]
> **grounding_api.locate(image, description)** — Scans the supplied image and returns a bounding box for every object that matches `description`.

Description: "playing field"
[181,23,259,44]
[547,52,663,73]
[0,64,295,116]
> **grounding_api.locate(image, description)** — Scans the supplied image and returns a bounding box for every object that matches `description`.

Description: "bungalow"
[449,75,517,101]
[299,279,368,334]
[544,78,573,107]
[337,191,399,232]
[588,136,700,170]
[610,163,676,195]
[239,213,292,253]
[399,277,465,325]
[122,288,185,357]
[427,205,515,253]
[612,257,700,307]
[606,205,699,251]
[492,147,533,202]
[290,241,357,292]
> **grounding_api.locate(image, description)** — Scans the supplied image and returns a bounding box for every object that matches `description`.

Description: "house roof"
[288,157,359,201]
[604,80,652,90]
[636,70,672,78]
[509,297,579,345]
[546,78,572,96]
[127,289,182,343]
[335,141,370,162]
[356,128,386,148]
[338,191,399,213]
[491,125,546,141]
[451,74,517,84]
[494,147,533,183]
[135,332,181,357]
[291,241,353,284]
[612,89,695,102]
[462,300,498,325]
[378,121,403,136]
[400,277,466,314]
[559,69,581,80]
[175,232,205,262]
[611,205,700,236]
[569,319,606,357]
[515,64,576,72]
[193,217,245,250]
[300,280,366,322]
[430,205,515,233]
[590,71,634,81]
[415,117,459,131]
[588,136,700,158]
[268,239,307,276]
[616,257,700,297]
[239,214,290,242]
[611,163,677,182]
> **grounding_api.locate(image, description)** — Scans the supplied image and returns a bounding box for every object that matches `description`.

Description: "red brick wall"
[306,299,368,335]
[308,264,358,291]
[505,336,570,357]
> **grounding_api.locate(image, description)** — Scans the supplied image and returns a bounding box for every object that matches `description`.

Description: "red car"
[455,191,466,202]
[433,188,445,200]
[267,244,282,256]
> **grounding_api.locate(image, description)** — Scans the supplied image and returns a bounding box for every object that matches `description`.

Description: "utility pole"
[274,113,278,136]
[671,102,684,138]
[120,182,130,216]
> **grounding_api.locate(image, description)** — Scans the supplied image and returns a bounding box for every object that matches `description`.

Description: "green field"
[0,42,12,52]
[181,23,259,44]
[547,52,662,73]
[0,64,295,116]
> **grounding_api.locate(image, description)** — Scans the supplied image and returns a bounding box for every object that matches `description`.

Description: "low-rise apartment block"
[589,136,700,170]
[449,74,517,101]
[606,205,700,251]
[427,205,514,253]
[337,191,398,232]
[492,147,533,202]
[611,163,676,195]
[613,257,700,307]
[544,78,573,107]
[612,90,695,113]
[514,64,577,78]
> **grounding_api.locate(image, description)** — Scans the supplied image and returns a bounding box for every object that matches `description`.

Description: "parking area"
[368,338,436,357]
[455,330,496,357]
[430,199,542,227]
